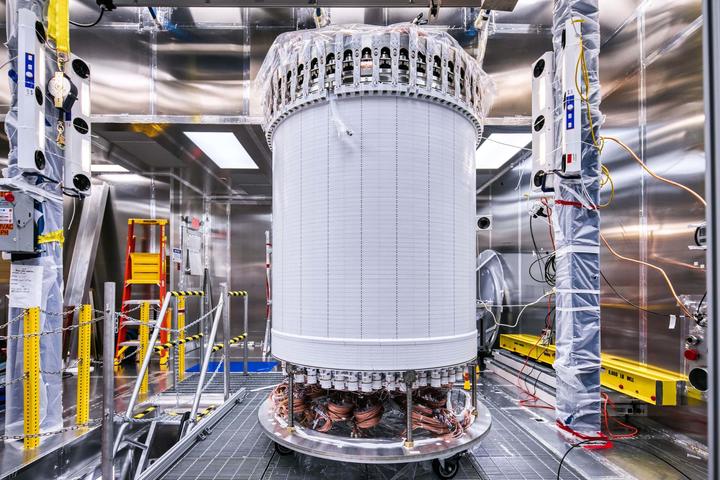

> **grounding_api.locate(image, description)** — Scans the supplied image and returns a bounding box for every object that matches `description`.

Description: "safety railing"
[1,280,251,480]
[1,304,104,449]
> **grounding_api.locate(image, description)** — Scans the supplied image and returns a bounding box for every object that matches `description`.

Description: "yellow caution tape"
[37,229,64,245]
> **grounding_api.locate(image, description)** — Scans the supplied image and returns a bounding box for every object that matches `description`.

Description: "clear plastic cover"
[256,23,495,145]
[4,0,65,438]
[551,0,602,436]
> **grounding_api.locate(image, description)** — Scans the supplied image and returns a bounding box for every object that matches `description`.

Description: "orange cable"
[602,136,706,207]
[600,233,694,318]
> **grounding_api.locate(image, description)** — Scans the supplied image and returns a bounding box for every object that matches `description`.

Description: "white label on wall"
[172,247,182,264]
[9,264,43,309]
[0,207,13,224]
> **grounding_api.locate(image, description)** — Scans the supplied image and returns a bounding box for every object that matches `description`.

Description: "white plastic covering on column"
[4,0,65,435]
[551,0,602,436]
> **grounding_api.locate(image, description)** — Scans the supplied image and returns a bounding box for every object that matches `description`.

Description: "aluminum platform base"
[257,396,492,465]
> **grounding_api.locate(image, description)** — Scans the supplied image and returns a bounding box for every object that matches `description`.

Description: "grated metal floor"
[155,372,705,480]
[157,373,587,480]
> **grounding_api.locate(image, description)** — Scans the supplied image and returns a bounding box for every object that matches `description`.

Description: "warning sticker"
[0,207,13,224]
[0,223,13,236]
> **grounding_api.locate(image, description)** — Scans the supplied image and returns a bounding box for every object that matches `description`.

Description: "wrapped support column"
[551,0,602,436]
[4,0,66,437]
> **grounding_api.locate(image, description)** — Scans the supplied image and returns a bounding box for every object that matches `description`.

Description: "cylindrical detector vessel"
[259,24,492,385]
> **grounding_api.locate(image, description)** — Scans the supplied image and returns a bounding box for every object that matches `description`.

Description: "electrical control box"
[0,191,35,253]
[531,51,555,192]
[17,8,47,175]
[64,54,92,196]
[560,19,582,175]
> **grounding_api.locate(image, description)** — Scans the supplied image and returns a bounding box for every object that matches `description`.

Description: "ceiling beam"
[111,0,518,9]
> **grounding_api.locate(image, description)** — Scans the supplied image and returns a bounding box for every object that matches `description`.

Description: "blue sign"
[24,53,34,89]
[565,93,575,130]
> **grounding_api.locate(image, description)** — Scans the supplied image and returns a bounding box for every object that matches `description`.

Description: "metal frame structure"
[112,0,519,8]
[256,393,492,465]
[703,0,719,476]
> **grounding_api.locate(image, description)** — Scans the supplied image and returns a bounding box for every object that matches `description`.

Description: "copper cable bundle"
[327,397,354,422]
[353,397,384,430]
[415,387,447,409]
[270,383,471,439]
[270,382,307,420]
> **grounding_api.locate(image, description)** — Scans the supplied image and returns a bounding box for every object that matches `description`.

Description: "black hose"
[70,8,105,28]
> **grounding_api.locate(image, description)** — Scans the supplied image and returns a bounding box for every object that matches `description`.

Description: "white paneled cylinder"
[259,24,494,375]
[271,96,477,371]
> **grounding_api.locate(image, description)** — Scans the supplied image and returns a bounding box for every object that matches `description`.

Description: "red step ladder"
[114,218,169,365]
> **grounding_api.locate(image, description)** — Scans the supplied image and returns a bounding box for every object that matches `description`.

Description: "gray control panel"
[0,191,35,253]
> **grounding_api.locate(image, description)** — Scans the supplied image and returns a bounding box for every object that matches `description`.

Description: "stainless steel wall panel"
[154,28,249,116]
[476,0,707,442]
[71,28,154,115]
[228,205,271,349]
[72,0,142,24]
[642,29,705,376]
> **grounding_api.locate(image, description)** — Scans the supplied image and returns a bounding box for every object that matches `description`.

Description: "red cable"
[601,392,639,439]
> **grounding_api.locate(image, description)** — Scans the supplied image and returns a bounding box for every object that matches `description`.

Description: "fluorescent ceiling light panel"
[475,133,532,169]
[183,131,258,170]
[91,163,128,173]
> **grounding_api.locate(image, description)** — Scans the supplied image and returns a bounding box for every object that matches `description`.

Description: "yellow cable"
[602,135,706,207]
[572,20,705,209]
[600,234,694,318]
[598,164,614,208]
[570,18,699,318]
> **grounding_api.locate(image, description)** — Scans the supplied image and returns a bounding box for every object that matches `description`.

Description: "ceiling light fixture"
[90,163,129,173]
[475,132,532,169]
[183,131,258,170]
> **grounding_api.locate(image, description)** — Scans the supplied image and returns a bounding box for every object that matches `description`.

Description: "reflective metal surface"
[476,0,706,442]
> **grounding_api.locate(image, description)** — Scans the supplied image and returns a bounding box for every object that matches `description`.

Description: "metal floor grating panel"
[156,373,705,480]
[163,372,283,395]
[157,373,588,480]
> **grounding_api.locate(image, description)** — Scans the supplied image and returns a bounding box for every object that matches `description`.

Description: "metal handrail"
[187,290,226,434]
[113,291,174,455]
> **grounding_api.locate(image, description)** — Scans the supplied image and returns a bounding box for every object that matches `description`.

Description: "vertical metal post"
[470,363,478,414]
[188,295,225,429]
[23,307,40,449]
[169,297,177,390]
[263,230,272,360]
[287,364,295,431]
[177,296,186,382]
[243,294,249,375]
[138,302,150,397]
[114,292,173,455]
[222,284,231,401]
[76,304,92,426]
[403,371,415,448]
[703,1,719,475]
[102,282,116,480]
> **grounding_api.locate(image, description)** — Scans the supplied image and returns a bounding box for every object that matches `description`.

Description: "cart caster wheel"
[274,442,293,456]
[432,458,459,479]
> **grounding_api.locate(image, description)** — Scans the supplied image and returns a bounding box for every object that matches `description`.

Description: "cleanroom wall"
[477,0,706,441]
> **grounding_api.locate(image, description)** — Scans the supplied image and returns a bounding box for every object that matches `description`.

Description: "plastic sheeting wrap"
[258,24,494,373]
[4,0,65,436]
[551,1,602,435]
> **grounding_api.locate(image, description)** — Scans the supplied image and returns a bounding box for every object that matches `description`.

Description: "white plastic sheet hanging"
[551,0,603,437]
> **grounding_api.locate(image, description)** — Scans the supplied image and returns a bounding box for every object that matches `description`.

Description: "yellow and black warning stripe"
[153,333,204,353]
[170,290,205,297]
[195,405,217,421]
[210,334,246,352]
[133,405,157,419]
[228,290,248,297]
